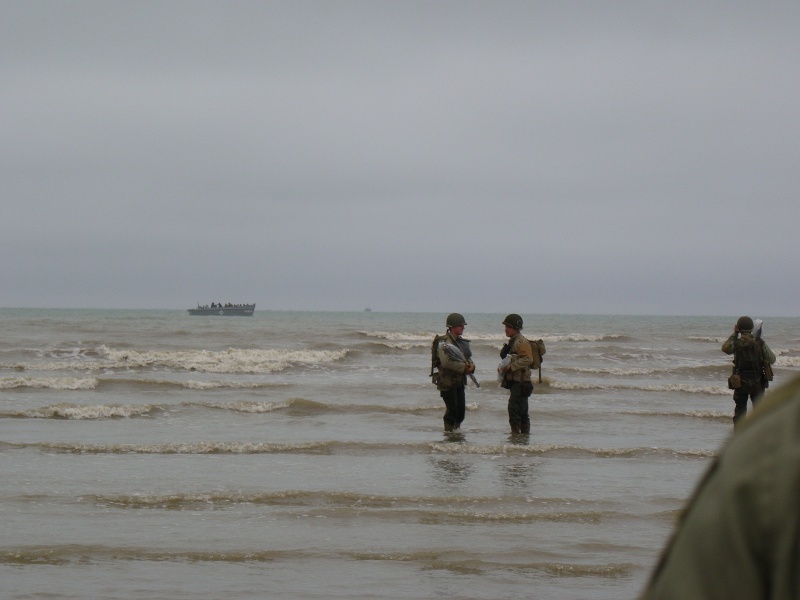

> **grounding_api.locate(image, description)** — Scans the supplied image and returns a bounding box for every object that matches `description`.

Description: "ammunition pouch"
[728,373,742,390]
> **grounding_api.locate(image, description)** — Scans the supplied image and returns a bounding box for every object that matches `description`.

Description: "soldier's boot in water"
[444,421,454,432]
[510,422,521,434]
[520,421,530,434]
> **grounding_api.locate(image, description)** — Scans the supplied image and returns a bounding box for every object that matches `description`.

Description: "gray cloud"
[2,1,798,314]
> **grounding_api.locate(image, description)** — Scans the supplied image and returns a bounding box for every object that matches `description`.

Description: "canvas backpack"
[734,336,764,376]
[529,338,546,370]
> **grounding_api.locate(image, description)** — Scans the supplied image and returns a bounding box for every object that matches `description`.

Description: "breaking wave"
[359,330,626,347]
[196,397,448,416]
[2,346,349,374]
[776,356,800,367]
[88,489,605,511]
[541,333,628,343]
[0,403,157,419]
[0,376,99,390]
[14,440,714,459]
[176,379,289,390]
[0,545,304,566]
[549,380,730,395]
[360,331,435,342]
[427,443,715,459]
[0,544,633,577]
[621,409,729,422]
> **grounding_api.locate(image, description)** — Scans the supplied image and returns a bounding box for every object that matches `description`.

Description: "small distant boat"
[188,303,255,316]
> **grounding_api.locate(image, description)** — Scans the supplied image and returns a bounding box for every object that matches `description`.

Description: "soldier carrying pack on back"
[722,315,776,427]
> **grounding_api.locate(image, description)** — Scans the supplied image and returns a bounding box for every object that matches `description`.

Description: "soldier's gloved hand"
[464,363,475,374]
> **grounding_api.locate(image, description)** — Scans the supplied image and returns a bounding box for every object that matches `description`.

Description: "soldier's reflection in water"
[498,461,538,490]
[430,457,473,484]
[507,431,530,446]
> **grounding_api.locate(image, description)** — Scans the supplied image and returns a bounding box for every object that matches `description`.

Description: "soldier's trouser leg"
[732,380,765,427]
[732,387,749,426]
[508,382,532,433]
[749,381,765,411]
[441,385,465,430]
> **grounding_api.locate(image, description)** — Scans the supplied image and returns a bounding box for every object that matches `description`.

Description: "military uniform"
[435,314,474,431]
[641,373,800,600]
[721,317,777,426]
[500,314,534,434]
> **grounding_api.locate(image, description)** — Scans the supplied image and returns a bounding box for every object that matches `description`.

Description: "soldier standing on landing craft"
[499,314,534,434]
[433,313,476,432]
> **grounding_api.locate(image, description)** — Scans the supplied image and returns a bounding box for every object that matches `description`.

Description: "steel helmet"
[502,314,523,330]
[737,316,754,332]
[446,313,466,328]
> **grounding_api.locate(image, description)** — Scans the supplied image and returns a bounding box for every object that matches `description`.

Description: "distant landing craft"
[188,303,255,316]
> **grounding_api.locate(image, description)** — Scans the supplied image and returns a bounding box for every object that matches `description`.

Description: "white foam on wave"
[0,377,99,390]
[361,330,562,342]
[564,366,666,375]
[542,333,622,343]
[180,380,288,390]
[776,356,800,367]
[373,341,429,350]
[362,330,619,345]
[38,441,329,454]
[19,403,155,419]
[203,400,292,413]
[549,380,730,395]
[11,347,349,374]
[100,346,349,373]
[428,442,715,458]
[361,331,435,342]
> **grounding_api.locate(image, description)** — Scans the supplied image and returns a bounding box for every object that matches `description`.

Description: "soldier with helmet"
[499,314,534,434]
[722,315,776,427]
[432,313,476,432]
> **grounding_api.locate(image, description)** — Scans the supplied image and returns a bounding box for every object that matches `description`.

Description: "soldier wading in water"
[722,315,776,427]
[431,313,475,432]
[499,314,534,434]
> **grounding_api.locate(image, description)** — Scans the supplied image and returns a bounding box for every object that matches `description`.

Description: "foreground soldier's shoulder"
[641,374,800,600]
[717,374,800,501]
[732,373,800,443]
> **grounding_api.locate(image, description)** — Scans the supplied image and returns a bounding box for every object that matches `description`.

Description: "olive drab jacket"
[435,331,473,392]
[641,373,800,600]
[503,333,533,385]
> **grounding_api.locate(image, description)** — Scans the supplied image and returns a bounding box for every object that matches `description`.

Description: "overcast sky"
[2,1,798,316]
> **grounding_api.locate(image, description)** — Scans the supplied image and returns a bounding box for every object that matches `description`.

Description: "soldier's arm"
[510,338,533,371]
[762,341,777,365]
[721,334,737,355]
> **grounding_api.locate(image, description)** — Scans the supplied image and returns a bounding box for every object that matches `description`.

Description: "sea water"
[1,309,799,599]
